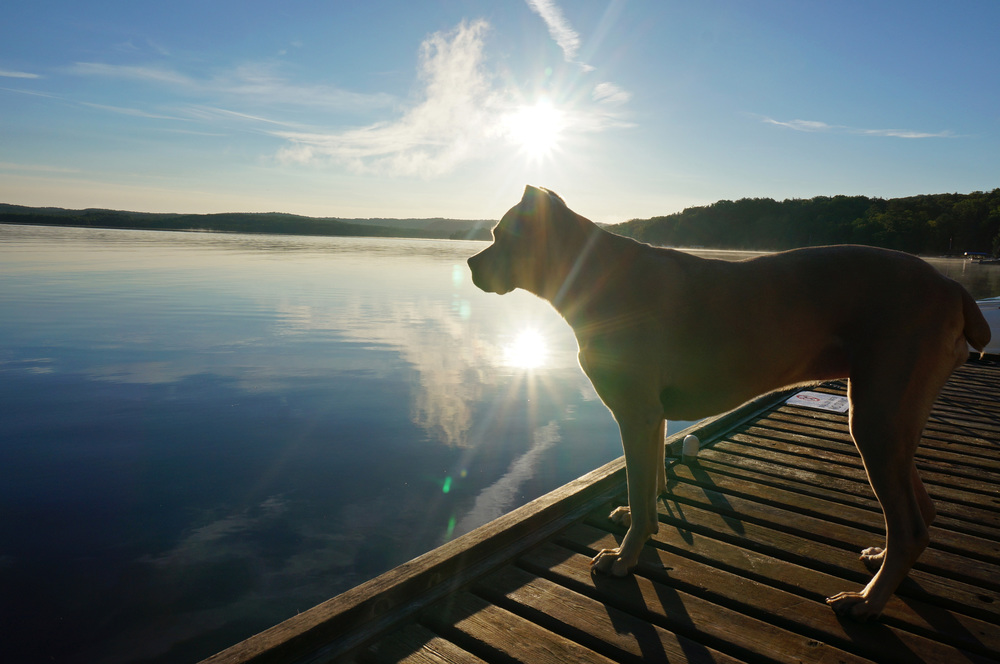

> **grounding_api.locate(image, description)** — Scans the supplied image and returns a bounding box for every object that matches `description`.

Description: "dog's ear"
[522,185,545,202]
[522,185,566,207]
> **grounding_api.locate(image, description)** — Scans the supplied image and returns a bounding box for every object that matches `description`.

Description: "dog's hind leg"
[826,339,960,619]
[859,464,936,573]
[826,388,929,619]
[592,413,664,577]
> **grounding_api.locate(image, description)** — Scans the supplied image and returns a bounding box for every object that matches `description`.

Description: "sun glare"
[504,99,564,160]
[503,329,549,369]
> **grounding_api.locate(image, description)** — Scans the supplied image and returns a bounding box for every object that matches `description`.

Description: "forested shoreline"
[3,188,999,255]
[609,189,1000,255]
[0,204,494,241]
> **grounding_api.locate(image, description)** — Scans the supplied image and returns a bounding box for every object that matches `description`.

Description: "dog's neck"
[549,225,604,314]
[534,215,638,331]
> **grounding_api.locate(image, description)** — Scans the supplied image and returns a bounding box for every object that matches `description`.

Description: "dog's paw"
[608,505,631,527]
[590,547,636,577]
[826,592,882,621]
[859,546,885,573]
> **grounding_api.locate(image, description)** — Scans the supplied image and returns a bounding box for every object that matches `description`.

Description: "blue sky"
[2,1,998,222]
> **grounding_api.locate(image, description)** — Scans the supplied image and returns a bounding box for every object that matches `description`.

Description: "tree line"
[609,189,1000,256]
[4,190,999,255]
[0,204,493,241]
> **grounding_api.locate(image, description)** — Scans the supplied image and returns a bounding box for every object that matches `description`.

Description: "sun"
[503,328,549,369]
[503,99,564,160]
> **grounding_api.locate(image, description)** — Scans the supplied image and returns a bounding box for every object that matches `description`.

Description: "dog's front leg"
[592,414,663,577]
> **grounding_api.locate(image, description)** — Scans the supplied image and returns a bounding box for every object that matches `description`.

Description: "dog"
[467,185,991,620]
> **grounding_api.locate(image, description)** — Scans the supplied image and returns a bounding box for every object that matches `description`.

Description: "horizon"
[3,185,999,226]
[2,1,999,223]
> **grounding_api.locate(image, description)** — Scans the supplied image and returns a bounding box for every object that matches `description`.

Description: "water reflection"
[503,328,550,369]
[0,224,620,663]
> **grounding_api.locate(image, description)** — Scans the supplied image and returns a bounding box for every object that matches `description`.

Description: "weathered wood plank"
[473,565,744,664]
[362,624,487,664]
[713,437,1000,508]
[675,453,1000,540]
[652,477,1000,592]
[558,526,999,663]
[745,421,1000,479]
[664,462,1000,564]
[766,408,1000,457]
[601,496,1000,621]
[509,545,875,664]
[420,591,619,664]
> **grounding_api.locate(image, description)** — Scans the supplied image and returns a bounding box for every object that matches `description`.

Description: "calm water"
[1,225,998,663]
[0,225,626,663]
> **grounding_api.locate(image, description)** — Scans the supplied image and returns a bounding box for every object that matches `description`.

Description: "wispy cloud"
[592,82,630,106]
[80,101,186,121]
[69,60,394,112]
[0,161,80,174]
[526,0,583,65]
[274,20,504,177]
[185,105,303,128]
[525,1,631,125]
[0,69,41,79]
[273,17,635,177]
[70,62,195,86]
[762,116,954,138]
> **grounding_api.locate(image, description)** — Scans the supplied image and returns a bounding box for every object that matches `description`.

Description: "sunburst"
[503,99,564,160]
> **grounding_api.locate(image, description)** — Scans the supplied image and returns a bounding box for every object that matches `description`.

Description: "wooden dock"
[205,358,1000,664]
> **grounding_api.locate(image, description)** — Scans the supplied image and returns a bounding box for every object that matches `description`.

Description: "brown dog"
[468,185,991,620]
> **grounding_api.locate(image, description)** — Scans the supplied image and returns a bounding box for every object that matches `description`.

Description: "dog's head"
[467,185,575,298]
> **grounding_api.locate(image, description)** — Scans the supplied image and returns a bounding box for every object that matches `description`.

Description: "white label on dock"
[786,391,850,413]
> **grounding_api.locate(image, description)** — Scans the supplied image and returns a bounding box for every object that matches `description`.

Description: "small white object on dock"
[682,434,700,460]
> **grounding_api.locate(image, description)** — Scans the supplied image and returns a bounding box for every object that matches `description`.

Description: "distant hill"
[608,189,1000,256]
[0,204,495,241]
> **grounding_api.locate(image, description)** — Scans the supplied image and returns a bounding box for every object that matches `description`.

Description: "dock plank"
[639,486,1000,619]
[472,565,742,664]
[420,591,619,664]
[515,543,875,664]
[362,624,488,664]
[558,526,997,664]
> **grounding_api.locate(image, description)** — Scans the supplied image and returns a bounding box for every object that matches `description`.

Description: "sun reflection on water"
[503,328,549,369]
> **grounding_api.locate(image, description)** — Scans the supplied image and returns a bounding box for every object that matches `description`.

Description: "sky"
[1,0,998,223]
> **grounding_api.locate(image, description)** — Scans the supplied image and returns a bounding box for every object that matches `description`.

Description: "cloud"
[214,61,395,110]
[69,60,394,112]
[274,20,504,177]
[70,61,195,86]
[0,162,80,174]
[762,115,954,138]
[526,0,582,64]
[0,69,40,79]
[80,101,186,121]
[524,1,631,124]
[592,82,630,106]
[856,127,956,139]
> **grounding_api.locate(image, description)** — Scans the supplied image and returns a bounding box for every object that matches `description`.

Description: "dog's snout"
[467,245,511,294]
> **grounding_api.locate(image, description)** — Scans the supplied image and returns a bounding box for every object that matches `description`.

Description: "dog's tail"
[961,288,992,357]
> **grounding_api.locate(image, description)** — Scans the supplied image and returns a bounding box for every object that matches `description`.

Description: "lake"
[1,224,997,663]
